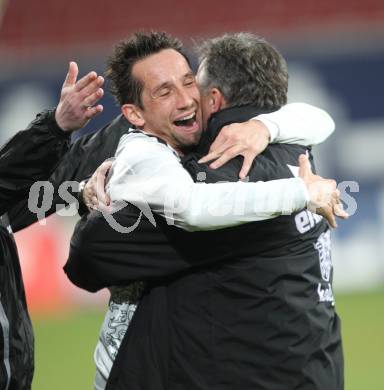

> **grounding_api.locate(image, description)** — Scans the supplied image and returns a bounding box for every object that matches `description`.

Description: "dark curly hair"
[106,31,190,109]
[198,33,288,110]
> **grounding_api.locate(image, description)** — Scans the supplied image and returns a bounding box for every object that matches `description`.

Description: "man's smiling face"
[129,49,203,152]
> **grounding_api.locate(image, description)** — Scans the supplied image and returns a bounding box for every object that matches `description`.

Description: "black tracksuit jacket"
[1,112,131,390]
[66,106,344,390]
[0,110,71,390]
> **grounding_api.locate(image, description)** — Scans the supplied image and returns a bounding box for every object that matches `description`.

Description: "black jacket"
[1,112,131,390]
[0,109,70,390]
[66,106,343,390]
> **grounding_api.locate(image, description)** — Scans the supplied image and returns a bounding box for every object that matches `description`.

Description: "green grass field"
[31,289,384,390]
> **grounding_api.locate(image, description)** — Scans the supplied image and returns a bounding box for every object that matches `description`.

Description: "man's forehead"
[132,49,193,88]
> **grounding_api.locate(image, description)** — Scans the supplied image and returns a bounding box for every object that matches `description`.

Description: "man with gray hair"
[185,34,343,390]
[67,32,344,390]
[198,32,289,117]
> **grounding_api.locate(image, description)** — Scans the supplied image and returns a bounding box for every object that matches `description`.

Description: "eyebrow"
[184,71,195,81]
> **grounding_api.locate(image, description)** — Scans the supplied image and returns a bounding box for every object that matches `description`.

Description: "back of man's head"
[198,33,288,110]
[106,31,188,108]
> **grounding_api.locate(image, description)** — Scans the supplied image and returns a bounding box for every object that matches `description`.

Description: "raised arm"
[0,61,104,216]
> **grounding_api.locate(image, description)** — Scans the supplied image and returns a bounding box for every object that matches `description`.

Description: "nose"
[175,86,194,110]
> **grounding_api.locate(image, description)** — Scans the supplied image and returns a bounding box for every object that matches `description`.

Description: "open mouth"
[174,112,197,128]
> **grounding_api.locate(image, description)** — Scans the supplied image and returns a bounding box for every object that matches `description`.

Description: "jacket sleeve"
[64,207,191,292]
[8,114,131,233]
[64,202,252,292]
[0,109,70,214]
[64,205,249,292]
[257,102,335,146]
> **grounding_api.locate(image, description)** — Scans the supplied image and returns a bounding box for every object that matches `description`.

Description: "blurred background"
[0,0,383,389]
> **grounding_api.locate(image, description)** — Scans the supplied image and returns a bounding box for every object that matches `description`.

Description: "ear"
[209,88,226,113]
[121,104,145,127]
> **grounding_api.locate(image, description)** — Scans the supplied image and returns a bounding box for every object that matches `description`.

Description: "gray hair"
[198,33,288,109]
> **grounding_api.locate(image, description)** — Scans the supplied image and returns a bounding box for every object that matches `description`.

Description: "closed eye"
[159,90,170,97]
[184,75,196,86]
[157,88,171,98]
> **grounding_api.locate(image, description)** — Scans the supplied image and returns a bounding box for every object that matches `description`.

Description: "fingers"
[95,161,113,206]
[95,175,108,206]
[91,195,99,208]
[330,189,345,221]
[298,154,312,179]
[82,87,104,118]
[81,75,104,96]
[82,87,104,119]
[239,154,253,180]
[320,206,338,229]
[323,200,349,228]
[209,125,232,150]
[201,143,247,170]
[63,61,78,88]
[84,104,104,120]
[310,185,349,229]
[198,151,221,164]
[82,88,104,108]
[199,149,257,179]
[105,193,111,206]
[79,77,104,115]
[83,183,96,210]
[199,124,239,163]
[333,202,349,220]
[74,70,98,92]
[204,121,267,176]
[97,202,113,214]
[198,141,231,164]
[208,146,241,169]
[199,145,256,178]
[82,160,112,210]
